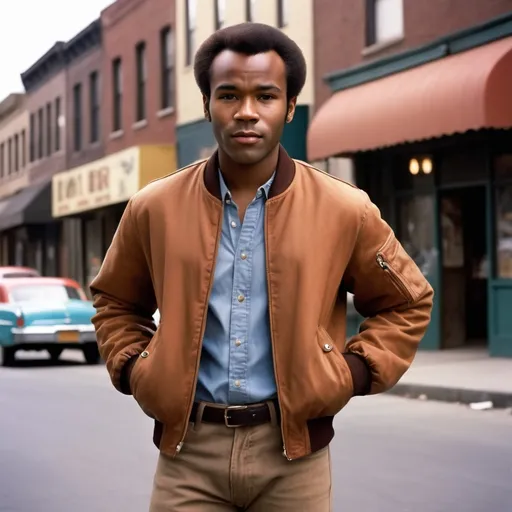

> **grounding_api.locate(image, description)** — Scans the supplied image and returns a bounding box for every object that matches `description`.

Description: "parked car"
[0,277,99,366]
[0,266,40,279]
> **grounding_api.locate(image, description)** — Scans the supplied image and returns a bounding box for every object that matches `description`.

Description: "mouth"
[231,131,263,145]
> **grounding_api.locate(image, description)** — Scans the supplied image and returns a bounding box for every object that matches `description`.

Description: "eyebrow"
[214,83,282,93]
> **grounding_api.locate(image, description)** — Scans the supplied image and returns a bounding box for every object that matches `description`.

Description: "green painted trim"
[326,11,512,92]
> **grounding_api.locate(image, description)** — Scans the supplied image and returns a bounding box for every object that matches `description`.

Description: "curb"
[386,383,512,409]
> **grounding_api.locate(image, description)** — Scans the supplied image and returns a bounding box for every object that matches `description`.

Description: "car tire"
[48,347,64,362]
[83,343,100,365]
[1,346,16,367]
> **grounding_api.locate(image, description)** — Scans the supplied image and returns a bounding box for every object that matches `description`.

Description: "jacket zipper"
[264,203,292,461]
[174,203,224,455]
[376,253,414,302]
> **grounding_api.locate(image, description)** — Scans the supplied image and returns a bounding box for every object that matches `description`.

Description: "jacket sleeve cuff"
[119,355,139,395]
[343,353,372,396]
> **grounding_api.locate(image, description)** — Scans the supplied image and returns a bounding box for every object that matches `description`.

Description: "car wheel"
[83,343,100,365]
[48,347,64,362]
[1,346,16,367]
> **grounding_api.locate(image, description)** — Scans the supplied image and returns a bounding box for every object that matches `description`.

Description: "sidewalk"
[387,348,512,409]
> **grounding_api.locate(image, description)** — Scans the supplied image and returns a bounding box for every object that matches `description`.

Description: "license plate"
[57,331,80,343]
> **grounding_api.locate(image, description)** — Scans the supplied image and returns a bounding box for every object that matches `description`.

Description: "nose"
[233,97,259,122]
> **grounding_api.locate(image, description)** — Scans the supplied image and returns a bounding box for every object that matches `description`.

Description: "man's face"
[205,49,296,166]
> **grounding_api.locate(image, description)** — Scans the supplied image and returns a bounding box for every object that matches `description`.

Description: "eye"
[259,94,274,101]
[219,94,237,101]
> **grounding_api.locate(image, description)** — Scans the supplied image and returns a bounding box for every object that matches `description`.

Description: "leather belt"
[190,399,280,428]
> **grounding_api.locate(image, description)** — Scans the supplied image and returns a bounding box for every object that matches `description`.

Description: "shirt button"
[237,294,245,303]
[225,198,231,204]
[230,221,237,228]
[241,252,247,260]
[235,339,242,347]
[234,380,241,388]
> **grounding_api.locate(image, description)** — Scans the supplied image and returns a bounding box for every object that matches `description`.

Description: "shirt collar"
[218,169,275,202]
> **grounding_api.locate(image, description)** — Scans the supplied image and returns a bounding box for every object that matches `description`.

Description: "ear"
[203,94,211,122]
[286,97,297,123]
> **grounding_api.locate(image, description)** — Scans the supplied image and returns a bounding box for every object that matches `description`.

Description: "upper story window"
[135,42,147,122]
[46,102,52,157]
[185,0,197,66]
[215,0,226,30]
[73,83,83,152]
[366,0,404,46]
[277,0,288,28]
[55,97,61,152]
[112,58,123,132]
[246,0,256,22]
[89,71,100,143]
[160,27,175,110]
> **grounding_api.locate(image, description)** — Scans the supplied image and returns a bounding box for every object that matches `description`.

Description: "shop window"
[396,195,436,278]
[366,0,404,46]
[495,155,512,279]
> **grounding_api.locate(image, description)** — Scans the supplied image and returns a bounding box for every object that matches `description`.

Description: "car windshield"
[10,285,82,303]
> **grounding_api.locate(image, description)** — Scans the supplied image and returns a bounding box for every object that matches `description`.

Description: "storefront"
[176,106,310,167]
[307,17,512,357]
[52,144,176,292]
[0,179,59,277]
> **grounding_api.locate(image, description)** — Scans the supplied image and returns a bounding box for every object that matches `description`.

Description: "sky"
[0,0,113,100]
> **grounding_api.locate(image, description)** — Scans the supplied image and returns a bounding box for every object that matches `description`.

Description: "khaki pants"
[149,403,332,511]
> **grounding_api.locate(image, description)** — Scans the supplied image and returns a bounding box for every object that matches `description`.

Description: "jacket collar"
[204,144,295,200]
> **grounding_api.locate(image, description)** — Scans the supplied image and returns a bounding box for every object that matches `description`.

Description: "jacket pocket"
[375,233,424,304]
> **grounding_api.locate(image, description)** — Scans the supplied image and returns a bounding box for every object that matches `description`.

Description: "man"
[91,23,433,511]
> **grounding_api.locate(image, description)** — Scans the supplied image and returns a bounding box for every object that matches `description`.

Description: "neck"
[218,145,279,193]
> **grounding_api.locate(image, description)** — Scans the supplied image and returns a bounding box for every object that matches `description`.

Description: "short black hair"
[194,23,307,102]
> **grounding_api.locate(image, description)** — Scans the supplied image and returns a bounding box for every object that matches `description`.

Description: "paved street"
[1,351,511,512]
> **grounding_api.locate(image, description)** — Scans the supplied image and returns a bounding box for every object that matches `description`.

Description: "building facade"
[51,0,177,292]
[0,94,29,266]
[308,3,512,357]
[175,0,314,166]
[0,43,69,277]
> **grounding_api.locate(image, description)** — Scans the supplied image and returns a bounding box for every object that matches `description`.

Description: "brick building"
[0,43,69,276]
[0,94,29,265]
[50,0,177,290]
[308,3,512,357]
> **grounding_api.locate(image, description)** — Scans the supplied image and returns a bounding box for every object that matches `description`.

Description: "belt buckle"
[224,405,248,428]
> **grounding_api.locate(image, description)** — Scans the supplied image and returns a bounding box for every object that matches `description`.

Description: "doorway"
[440,186,488,348]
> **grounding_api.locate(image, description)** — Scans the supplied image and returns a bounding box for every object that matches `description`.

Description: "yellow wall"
[176,0,314,125]
[139,145,177,186]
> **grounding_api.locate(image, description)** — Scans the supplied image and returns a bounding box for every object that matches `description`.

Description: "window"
[37,108,44,159]
[46,102,52,156]
[14,134,19,172]
[366,0,404,46]
[495,155,512,279]
[55,97,61,151]
[10,284,82,303]
[89,71,100,143]
[112,58,123,132]
[0,143,4,178]
[21,130,26,168]
[73,83,82,152]
[246,0,256,21]
[160,27,174,109]
[185,0,196,66]
[135,43,147,122]
[277,0,288,28]
[29,113,35,162]
[215,0,226,30]
[7,138,12,174]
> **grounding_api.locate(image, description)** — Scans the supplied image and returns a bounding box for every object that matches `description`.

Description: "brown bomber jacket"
[90,145,433,461]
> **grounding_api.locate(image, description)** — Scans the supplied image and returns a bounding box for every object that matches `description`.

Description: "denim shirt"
[195,170,277,405]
